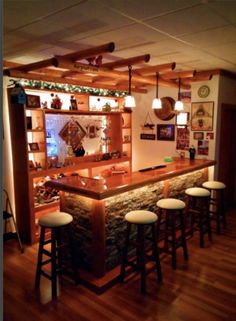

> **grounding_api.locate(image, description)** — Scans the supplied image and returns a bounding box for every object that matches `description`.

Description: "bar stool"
[156,198,188,270]
[202,181,226,234]
[35,211,78,299]
[120,210,162,294]
[185,187,212,248]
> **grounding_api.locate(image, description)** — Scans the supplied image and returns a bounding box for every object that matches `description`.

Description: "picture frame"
[193,132,204,140]
[176,112,189,127]
[191,101,214,131]
[26,94,41,108]
[157,124,175,141]
[29,142,39,151]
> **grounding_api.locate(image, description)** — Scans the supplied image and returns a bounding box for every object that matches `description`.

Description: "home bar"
[3,2,236,319]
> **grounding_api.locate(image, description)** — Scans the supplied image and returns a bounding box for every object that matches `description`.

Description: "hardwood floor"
[3,207,236,321]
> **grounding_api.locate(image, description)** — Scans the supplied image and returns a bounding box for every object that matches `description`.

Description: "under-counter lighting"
[124,65,136,108]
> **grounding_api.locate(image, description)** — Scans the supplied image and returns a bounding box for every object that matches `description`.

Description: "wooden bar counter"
[45,158,216,293]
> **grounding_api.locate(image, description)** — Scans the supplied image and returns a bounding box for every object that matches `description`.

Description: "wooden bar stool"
[120,210,162,294]
[202,181,226,234]
[35,211,78,299]
[156,198,188,270]
[185,187,212,248]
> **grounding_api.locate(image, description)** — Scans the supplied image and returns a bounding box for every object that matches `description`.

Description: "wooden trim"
[91,200,106,277]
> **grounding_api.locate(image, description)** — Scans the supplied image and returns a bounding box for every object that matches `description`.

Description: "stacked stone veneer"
[61,169,206,273]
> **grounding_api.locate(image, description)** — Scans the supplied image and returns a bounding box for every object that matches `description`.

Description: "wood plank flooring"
[3,207,236,321]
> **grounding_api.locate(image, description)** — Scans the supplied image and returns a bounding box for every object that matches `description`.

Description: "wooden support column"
[91,199,106,277]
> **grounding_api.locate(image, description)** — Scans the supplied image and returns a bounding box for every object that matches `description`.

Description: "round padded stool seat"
[38,212,73,228]
[125,210,157,224]
[202,181,226,190]
[156,198,185,210]
[185,187,210,197]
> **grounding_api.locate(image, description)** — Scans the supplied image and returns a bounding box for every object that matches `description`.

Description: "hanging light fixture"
[174,78,184,111]
[152,72,162,109]
[124,65,136,108]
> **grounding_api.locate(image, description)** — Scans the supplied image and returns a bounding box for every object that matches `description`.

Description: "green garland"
[12,79,127,97]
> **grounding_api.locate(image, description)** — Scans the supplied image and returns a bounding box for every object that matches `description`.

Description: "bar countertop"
[45,158,216,200]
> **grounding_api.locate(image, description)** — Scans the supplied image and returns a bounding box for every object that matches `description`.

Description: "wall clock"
[198,85,210,98]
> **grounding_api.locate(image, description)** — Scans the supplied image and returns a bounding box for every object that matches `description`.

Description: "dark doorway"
[218,104,236,207]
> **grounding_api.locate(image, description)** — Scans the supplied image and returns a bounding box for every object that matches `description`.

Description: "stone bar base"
[60,169,207,278]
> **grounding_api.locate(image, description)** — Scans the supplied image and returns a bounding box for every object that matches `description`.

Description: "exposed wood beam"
[3,58,55,74]
[134,62,176,75]
[162,70,197,80]
[53,57,188,88]
[102,54,150,69]
[181,74,213,85]
[2,70,146,93]
[55,42,115,62]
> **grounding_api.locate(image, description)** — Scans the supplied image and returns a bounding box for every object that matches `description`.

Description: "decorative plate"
[154,97,176,121]
[198,85,210,98]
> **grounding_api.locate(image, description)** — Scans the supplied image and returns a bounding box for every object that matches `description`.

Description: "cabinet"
[8,88,132,243]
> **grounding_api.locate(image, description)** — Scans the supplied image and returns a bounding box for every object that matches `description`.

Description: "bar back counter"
[45,158,216,292]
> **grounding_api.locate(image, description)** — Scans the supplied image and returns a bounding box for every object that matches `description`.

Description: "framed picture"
[29,142,39,151]
[26,94,41,108]
[206,132,214,140]
[191,101,214,131]
[176,112,189,127]
[193,132,204,140]
[157,124,175,141]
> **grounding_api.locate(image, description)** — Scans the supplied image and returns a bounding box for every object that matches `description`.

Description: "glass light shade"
[152,98,162,109]
[124,95,136,108]
[174,100,184,111]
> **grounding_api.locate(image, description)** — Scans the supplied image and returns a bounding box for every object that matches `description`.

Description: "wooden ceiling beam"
[55,42,115,62]
[134,62,176,75]
[3,58,56,74]
[53,57,189,88]
[181,74,213,85]
[162,70,197,80]
[102,54,150,69]
[2,69,147,93]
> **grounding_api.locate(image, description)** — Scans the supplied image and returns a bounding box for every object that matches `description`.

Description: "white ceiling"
[3,0,236,74]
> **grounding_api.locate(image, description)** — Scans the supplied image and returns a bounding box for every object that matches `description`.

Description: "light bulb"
[152,98,162,109]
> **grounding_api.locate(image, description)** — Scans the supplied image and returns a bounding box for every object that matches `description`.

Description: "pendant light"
[174,78,184,111]
[124,65,136,108]
[152,72,162,109]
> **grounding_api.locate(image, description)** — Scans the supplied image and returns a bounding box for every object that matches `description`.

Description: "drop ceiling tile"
[98,0,202,20]
[204,42,236,57]
[207,1,236,24]
[180,26,236,47]
[145,4,228,37]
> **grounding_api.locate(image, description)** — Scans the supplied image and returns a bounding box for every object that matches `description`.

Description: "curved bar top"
[45,158,216,200]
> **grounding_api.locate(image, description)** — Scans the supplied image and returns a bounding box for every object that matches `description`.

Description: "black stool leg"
[151,224,162,282]
[221,190,227,229]
[51,228,57,299]
[35,226,45,288]
[164,211,169,253]
[206,198,212,242]
[171,213,177,270]
[120,223,131,282]
[138,225,146,294]
[199,211,204,248]
[180,210,188,261]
